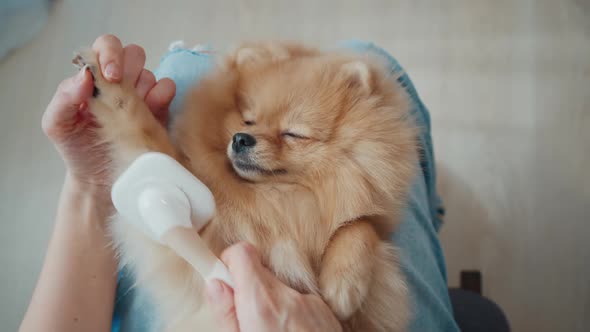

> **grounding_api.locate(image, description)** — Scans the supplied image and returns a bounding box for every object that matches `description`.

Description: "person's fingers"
[206,279,240,332]
[302,295,344,331]
[220,242,281,299]
[135,69,156,99]
[122,44,146,85]
[221,242,265,286]
[145,78,175,124]
[42,69,94,141]
[92,34,124,82]
[220,242,279,331]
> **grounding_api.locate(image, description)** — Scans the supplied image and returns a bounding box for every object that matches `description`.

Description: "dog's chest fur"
[205,182,331,294]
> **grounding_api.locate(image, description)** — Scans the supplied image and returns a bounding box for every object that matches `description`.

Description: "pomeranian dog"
[73,41,417,331]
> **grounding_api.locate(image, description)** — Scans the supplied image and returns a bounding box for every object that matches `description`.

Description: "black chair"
[449,271,511,332]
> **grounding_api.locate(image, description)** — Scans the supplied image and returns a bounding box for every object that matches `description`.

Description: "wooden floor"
[1,0,588,331]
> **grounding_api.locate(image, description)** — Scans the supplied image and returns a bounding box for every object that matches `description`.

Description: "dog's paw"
[71,48,139,123]
[69,47,176,172]
[320,273,369,320]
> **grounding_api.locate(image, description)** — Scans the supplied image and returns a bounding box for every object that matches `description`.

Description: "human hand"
[206,242,343,332]
[42,34,176,187]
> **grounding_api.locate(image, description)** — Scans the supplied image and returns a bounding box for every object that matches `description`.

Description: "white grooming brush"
[111,152,233,287]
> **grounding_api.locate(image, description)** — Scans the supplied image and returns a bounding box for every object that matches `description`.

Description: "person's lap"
[112,41,459,332]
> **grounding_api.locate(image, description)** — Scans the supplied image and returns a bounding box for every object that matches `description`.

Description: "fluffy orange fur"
[75,41,417,331]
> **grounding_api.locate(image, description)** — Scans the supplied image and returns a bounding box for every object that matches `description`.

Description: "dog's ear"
[338,61,373,94]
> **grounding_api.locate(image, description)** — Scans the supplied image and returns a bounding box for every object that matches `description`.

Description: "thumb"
[42,69,94,142]
[206,279,240,332]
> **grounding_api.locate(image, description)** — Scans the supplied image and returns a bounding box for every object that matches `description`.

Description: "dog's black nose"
[232,133,257,153]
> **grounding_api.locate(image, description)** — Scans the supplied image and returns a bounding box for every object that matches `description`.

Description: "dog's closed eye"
[281,132,309,140]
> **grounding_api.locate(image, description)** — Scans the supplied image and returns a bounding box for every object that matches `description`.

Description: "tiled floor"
[1,1,588,331]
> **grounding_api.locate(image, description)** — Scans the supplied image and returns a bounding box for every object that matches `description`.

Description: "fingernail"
[206,280,224,301]
[78,101,87,112]
[104,62,120,80]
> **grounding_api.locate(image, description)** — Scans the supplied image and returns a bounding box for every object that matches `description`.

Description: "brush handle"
[131,182,231,286]
[160,226,234,288]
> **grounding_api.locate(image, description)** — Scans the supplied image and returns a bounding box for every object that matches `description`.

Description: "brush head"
[111,152,216,241]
